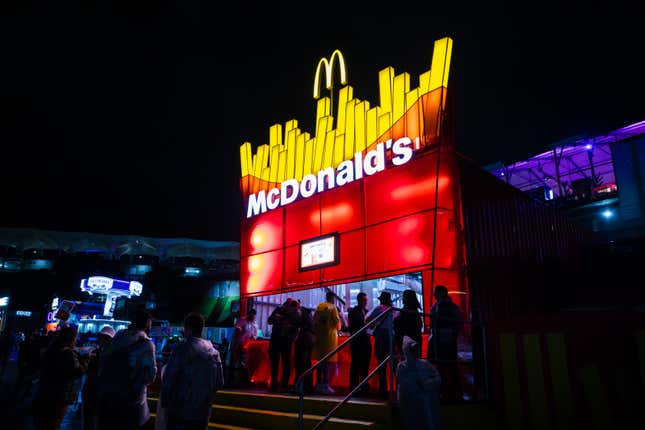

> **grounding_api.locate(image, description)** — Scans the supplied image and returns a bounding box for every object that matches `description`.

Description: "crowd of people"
[1,308,223,430]
[227,286,464,403]
[0,284,463,430]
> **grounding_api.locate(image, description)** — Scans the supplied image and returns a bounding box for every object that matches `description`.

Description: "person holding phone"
[32,325,89,430]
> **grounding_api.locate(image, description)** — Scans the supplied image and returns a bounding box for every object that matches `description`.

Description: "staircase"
[148,389,391,430]
[147,390,497,430]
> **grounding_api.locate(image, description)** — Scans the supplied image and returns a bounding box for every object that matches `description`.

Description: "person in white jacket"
[97,309,157,430]
[396,336,442,430]
[161,312,224,430]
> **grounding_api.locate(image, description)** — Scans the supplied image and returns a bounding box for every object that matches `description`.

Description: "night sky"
[1,1,643,242]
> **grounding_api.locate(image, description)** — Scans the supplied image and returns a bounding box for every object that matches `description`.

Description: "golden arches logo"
[313,49,348,99]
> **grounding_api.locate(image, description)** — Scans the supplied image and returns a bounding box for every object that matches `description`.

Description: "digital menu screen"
[299,233,339,271]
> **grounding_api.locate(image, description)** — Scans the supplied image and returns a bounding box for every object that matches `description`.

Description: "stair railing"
[294,306,398,430]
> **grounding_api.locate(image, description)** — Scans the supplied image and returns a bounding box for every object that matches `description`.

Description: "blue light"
[184,267,202,277]
[585,144,593,150]
[601,209,614,219]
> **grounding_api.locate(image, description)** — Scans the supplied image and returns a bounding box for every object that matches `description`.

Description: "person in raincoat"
[312,297,341,394]
[396,336,442,430]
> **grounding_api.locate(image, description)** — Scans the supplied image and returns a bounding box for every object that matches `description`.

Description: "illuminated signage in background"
[184,267,202,277]
[15,310,32,317]
[299,233,340,271]
[240,37,453,217]
[0,296,9,308]
[80,276,143,298]
[51,297,59,310]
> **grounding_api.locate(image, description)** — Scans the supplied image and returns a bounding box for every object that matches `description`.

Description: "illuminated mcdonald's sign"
[240,37,453,216]
[313,49,348,99]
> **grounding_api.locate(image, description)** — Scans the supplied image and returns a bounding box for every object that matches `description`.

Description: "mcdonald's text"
[246,136,415,218]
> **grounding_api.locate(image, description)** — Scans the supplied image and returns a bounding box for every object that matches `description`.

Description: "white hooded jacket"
[161,336,224,422]
[396,336,442,430]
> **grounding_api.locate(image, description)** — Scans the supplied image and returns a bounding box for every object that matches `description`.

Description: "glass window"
[250,271,423,337]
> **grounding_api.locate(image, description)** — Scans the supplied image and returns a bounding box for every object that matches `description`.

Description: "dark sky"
[1,1,643,242]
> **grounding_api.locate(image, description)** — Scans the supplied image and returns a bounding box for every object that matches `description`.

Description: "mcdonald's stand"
[227,36,644,430]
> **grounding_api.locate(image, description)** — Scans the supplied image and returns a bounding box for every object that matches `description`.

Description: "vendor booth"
[237,37,589,395]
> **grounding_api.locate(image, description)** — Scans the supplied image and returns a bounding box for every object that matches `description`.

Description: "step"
[213,403,379,430]
[214,389,389,423]
[146,412,258,430]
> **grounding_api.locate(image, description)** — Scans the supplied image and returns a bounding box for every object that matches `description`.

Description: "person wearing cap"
[393,289,423,359]
[365,290,394,398]
[81,325,114,430]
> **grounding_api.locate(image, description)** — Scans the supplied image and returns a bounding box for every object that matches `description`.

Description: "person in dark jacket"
[15,329,42,399]
[428,285,464,401]
[348,292,371,394]
[267,298,300,392]
[161,312,224,430]
[293,305,315,394]
[393,289,423,358]
[81,325,114,430]
[97,309,157,430]
[32,325,89,430]
[365,291,393,398]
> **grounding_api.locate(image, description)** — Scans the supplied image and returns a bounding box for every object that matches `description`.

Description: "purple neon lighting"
[490,120,645,198]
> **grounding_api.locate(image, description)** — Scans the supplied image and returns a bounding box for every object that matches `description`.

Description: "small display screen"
[299,233,339,271]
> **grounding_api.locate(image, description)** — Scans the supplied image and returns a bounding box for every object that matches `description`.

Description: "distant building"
[486,120,645,242]
[0,228,240,333]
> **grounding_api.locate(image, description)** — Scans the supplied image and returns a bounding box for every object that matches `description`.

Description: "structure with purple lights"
[486,120,645,239]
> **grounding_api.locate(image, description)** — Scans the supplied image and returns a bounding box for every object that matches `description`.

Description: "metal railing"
[294,306,397,430]
[294,307,489,430]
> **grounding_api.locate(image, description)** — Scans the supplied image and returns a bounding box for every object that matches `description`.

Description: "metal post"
[553,147,563,198]
[389,321,395,404]
[298,388,304,430]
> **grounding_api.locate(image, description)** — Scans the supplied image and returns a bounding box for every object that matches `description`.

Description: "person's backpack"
[98,338,146,402]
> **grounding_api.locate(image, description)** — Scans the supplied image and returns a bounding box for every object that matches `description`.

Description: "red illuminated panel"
[285,194,321,247]
[433,209,458,270]
[240,250,283,296]
[365,212,434,274]
[321,229,365,285]
[241,208,284,257]
[420,269,466,328]
[319,180,364,235]
[364,152,454,226]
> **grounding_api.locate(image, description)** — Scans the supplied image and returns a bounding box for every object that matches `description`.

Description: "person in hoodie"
[161,312,224,430]
[267,298,300,392]
[97,309,157,430]
[396,336,442,430]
